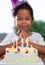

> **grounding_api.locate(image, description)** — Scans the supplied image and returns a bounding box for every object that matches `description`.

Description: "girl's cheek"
[27,21,32,25]
[16,23,21,28]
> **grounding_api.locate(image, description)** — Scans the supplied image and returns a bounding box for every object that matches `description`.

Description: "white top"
[0,32,45,46]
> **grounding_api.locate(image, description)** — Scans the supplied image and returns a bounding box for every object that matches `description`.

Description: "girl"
[0,2,45,55]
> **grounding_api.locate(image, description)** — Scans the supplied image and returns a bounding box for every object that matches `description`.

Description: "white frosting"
[4,46,40,64]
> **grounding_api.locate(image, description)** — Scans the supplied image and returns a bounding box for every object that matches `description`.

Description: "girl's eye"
[26,18,30,20]
[17,18,22,20]
[26,17,31,20]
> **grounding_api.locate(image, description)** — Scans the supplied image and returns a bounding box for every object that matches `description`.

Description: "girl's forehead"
[17,9,31,16]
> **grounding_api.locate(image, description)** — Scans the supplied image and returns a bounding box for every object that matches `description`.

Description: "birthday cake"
[4,46,41,64]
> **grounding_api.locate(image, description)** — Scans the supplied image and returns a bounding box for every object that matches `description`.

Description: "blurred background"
[0,0,45,42]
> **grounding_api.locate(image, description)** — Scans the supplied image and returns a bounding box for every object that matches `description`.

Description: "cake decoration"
[5,38,40,64]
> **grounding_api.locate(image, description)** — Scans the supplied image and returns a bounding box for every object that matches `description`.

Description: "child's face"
[14,9,33,31]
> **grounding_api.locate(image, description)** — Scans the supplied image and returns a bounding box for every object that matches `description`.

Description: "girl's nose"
[21,20,26,24]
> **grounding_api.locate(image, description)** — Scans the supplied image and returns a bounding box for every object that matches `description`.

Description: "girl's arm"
[29,42,45,54]
[0,43,12,55]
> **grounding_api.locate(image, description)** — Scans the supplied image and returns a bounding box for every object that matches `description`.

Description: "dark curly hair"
[13,2,34,20]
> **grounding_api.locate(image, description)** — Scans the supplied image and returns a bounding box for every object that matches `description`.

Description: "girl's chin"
[18,28,29,31]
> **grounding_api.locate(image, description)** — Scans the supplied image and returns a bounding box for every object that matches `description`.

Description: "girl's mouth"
[20,26,28,30]
[21,26,27,28]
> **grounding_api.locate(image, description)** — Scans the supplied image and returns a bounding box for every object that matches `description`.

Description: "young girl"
[0,2,45,55]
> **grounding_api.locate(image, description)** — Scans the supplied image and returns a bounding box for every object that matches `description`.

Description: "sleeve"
[0,33,20,46]
[0,34,13,46]
[27,32,45,46]
[36,33,45,46]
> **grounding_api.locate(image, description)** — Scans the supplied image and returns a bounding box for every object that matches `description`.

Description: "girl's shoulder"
[6,32,20,40]
[27,32,42,39]
[27,32,45,46]
[32,32,40,35]
[0,32,20,46]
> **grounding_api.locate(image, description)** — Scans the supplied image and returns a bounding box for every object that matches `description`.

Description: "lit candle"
[14,37,18,47]
[21,38,24,47]
[16,41,18,47]
[30,45,38,54]
[28,45,34,53]
[26,38,29,47]
[12,37,19,47]
[12,38,15,47]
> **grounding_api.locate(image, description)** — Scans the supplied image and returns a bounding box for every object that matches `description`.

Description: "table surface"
[0,54,45,65]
